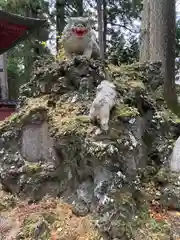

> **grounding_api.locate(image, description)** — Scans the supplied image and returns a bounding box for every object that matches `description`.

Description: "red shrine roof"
[0,10,46,54]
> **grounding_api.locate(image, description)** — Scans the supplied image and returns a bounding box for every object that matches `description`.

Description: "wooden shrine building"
[0,9,46,120]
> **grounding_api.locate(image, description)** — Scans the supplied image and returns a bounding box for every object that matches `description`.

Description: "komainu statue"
[61,17,100,59]
[89,80,117,131]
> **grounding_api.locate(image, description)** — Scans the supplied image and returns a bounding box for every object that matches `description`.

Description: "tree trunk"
[76,0,83,16]
[140,0,178,111]
[23,41,33,83]
[97,0,104,60]
[139,0,150,63]
[56,0,65,52]
[103,0,107,57]
[149,0,177,108]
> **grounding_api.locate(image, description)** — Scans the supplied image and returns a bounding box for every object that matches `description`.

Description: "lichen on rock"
[0,56,180,239]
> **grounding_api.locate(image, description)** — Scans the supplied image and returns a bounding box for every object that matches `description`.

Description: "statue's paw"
[95,128,103,135]
[95,127,108,135]
[72,55,87,65]
[81,55,89,61]
[100,124,109,133]
[72,55,82,64]
[102,129,108,134]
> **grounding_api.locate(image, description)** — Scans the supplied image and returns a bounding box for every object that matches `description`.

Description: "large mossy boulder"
[0,57,180,239]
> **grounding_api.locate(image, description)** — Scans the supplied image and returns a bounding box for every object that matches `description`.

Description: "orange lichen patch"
[149,208,168,221]
[51,230,59,240]
[0,196,99,240]
[149,201,168,221]
[50,201,98,240]
[12,198,57,222]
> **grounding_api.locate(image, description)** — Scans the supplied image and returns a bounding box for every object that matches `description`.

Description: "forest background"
[0,0,180,100]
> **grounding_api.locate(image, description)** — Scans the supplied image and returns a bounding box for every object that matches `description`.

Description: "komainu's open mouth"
[72,27,88,37]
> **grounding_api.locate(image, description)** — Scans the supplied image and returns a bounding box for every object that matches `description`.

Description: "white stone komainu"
[61,17,100,59]
[89,80,117,131]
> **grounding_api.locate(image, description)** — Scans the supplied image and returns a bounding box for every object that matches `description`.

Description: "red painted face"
[72,27,88,38]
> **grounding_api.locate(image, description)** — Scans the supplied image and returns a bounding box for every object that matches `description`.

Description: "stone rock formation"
[170,136,180,172]
[0,56,180,239]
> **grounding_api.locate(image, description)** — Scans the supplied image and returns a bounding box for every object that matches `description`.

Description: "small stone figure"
[61,17,100,59]
[89,80,117,131]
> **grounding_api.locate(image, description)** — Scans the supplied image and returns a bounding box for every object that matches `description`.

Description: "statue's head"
[97,80,116,92]
[67,17,93,38]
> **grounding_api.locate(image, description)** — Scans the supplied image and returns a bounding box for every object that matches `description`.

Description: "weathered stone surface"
[154,169,180,210]
[170,136,180,172]
[0,57,179,239]
[21,122,58,163]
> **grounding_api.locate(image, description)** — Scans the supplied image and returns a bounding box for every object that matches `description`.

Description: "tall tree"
[56,0,65,52]
[84,0,142,64]
[96,0,104,59]
[103,0,107,56]
[150,0,177,107]
[75,0,83,16]
[140,0,178,110]
[139,0,150,62]
[107,0,142,64]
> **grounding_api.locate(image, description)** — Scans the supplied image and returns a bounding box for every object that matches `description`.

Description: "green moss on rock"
[0,58,177,240]
[114,104,139,118]
[0,97,48,134]
[54,115,90,137]
[0,191,18,211]
[19,215,51,239]
[24,162,42,174]
[154,168,171,185]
